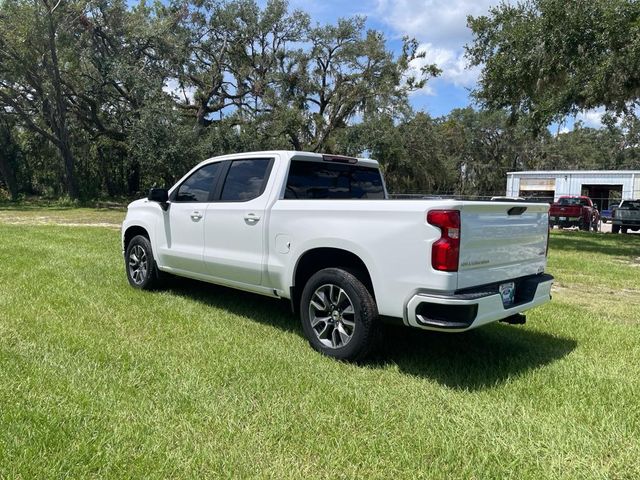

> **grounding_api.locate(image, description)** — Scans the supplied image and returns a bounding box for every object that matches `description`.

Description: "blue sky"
[287,0,484,117]
[285,0,604,129]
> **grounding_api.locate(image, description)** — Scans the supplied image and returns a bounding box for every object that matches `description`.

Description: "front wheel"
[300,268,379,361]
[125,235,162,290]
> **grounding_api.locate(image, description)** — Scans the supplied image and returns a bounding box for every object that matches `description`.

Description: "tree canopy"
[1,0,639,201]
[0,0,440,199]
[467,0,640,130]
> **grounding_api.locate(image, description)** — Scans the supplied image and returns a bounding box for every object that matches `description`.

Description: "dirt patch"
[552,282,639,298]
[611,257,640,267]
[0,216,120,229]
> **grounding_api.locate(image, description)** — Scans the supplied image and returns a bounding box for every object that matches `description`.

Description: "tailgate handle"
[508,206,527,216]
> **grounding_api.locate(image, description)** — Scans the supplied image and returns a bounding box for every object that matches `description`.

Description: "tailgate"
[550,205,580,216]
[617,209,640,221]
[457,202,549,289]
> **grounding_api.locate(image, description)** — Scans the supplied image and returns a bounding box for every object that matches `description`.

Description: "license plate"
[499,282,515,307]
[559,216,566,220]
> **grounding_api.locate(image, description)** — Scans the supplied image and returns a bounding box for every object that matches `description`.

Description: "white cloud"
[409,42,481,95]
[576,108,606,128]
[163,78,196,103]
[552,108,609,133]
[374,1,505,96]
[375,0,504,48]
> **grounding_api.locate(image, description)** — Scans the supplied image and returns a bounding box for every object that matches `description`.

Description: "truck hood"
[127,198,148,209]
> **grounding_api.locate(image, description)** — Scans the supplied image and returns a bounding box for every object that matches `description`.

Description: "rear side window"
[174,162,223,202]
[284,160,385,199]
[620,201,640,210]
[220,159,273,201]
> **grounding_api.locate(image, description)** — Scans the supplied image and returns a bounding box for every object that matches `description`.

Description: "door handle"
[190,211,203,221]
[244,213,260,223]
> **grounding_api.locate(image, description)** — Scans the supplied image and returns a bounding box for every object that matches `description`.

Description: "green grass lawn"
[0,211,639,479]
[0,203,124,227]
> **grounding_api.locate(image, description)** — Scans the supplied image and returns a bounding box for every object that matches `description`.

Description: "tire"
[612,224,620,234]
[125,235,162,290]
[579,220,589,231]
[300,268,379,361]
[621,227,628,234]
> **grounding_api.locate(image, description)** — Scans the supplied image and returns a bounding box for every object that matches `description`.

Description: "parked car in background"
[549,196,599,231]
[612,200,640,233]
[601,203,619,223]
[122,150,553,361]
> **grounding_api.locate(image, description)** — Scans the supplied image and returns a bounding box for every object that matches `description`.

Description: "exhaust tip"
[500,313,526,325]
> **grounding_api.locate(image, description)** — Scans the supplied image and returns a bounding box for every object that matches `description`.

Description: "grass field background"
[0,206,638,478]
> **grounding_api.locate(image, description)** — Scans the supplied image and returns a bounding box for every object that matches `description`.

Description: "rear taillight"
[427,209,460,272]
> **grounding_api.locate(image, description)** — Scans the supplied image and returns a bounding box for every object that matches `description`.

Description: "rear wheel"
[300,268,379,361]
[125,235,162,290]
[612,224,620,234]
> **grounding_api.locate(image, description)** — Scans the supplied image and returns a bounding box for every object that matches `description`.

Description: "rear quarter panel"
[267,200,457,319]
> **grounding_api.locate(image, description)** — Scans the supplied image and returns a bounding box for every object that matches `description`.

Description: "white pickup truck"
[122,150,553,360]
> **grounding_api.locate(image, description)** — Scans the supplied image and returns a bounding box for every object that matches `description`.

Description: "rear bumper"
[405,274,554,332]
[549,216,582,227]
[612,219,640,227]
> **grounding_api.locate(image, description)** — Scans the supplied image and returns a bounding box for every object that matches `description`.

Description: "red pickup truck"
[549,196,600,231]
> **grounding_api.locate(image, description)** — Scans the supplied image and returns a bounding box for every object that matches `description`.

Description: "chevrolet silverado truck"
[122,151,553,360]
[549,196,599,231]
[612,200,640,233]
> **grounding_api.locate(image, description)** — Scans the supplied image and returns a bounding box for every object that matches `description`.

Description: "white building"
[506,170,640,209]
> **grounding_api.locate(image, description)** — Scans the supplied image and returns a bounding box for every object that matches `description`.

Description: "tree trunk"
[0,124,19,200]
[128,160,140,195]
[45,1,79,199]
[0,153,19,200]
[98,147,116,197]
[59,139,79,199]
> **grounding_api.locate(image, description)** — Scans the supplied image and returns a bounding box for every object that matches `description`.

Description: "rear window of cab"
[284,160,385,200]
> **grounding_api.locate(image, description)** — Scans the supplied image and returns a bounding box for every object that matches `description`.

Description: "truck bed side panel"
[268,200,455,319]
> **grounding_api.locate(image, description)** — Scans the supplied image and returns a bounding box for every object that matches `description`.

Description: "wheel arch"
[290,247,375,314]
[123,225,150,251]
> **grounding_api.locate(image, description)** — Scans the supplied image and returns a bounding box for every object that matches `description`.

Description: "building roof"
[507,170,640,176]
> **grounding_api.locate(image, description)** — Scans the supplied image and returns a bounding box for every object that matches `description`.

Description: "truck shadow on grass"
[167,278,577,391]
[371,326,576,390]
